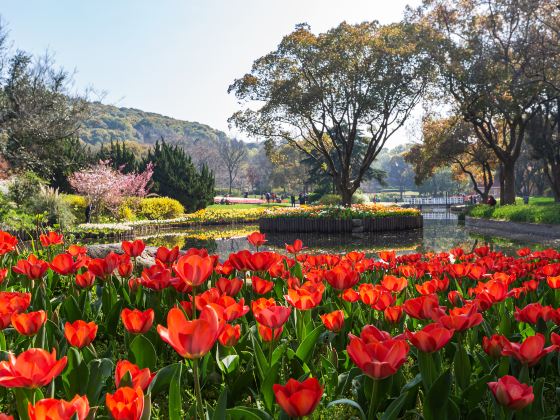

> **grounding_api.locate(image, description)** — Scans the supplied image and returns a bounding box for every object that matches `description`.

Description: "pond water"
[133,209,551,260]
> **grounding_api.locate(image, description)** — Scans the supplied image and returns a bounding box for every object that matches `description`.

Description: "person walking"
[290,194,296,207]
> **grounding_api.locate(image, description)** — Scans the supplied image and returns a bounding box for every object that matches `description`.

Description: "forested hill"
[79,102,229,147]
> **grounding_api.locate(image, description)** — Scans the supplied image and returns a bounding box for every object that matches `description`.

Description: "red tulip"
[118,257,134,278]
[258,323,283,342]
[324,265,359,290]
[105,386,144,420]
[28,395,89,420]
[0,269,5,285]
[75,271,96,289]
[378,250,396,264]
[155,245,180,265]
[488,375,534,410]
[216,296,249,322]
[251,297,276,314]
[39,231,63,247]
[13,254,49,280]
[547,275,560,289]
[347,334,409,379]
[121,308,154,334]
[141,262,171,291]
[501,334,556,366]
[320,310,344,332]
[122,240,145,258]
[403,294,443,320]
[218,324,241,347]
[87,252,120,279]
[49,253,82,276]
[358,324,392,343]
[216,277,243,296]
[11,310,46,336]
[115,360,154,391]
[64,320,98,348]
[252,276,274,295]
[514,303,549,324]
[248,252,279,272]
[285,239,304,255]
[254,305,291,329]
[173,254,214,287]
[0,292,31,329]
[0,231,18,255]
[0,414,13,420]
[67,245,87,257]
[437,305,483,331]
[482,334,509,358]
[273,377,323,417]
[157,306,220,359]
[384,305,403,324]
[285,283,323,310]
[342,288,359,302]
[0,348,67,388]
[406,323,454,353]
[194,288,221,311]
[447,290,464,306]
[247,232,266,248]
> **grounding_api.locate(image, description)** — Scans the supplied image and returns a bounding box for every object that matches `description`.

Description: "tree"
[383,149,415,200]
[414,0,558,204]
[229,22,433,206]
[145,140,214,212]
[69,160,153,219]
[218,138,247,194]
[96,140,138,173]
[406,116,497,201]
[0,51,90,185]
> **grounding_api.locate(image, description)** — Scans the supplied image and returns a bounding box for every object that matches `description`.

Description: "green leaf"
[62,295,82,323]
[86,358,113,405]
[261,362,279,412]
[381,392,410,420]
[295,324,323,364]
[251,333,269,381]
[129,334,157,370]
[424,369,452,420]
[462,374,492,410]
[147,363,180,396]
[226,407,273,420]
[326,399,366,420]
[61,347,89,399]
[218,355,240,375]
[169,362,183,420]
[212,388,228,420]
[417,351,437,390]
[105,299,123,336]
[453,343,471,390]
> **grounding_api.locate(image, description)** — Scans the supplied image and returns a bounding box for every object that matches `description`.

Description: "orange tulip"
[258,323,283,342]
[218,324,241,347]
[173,254,214,287]
[115,360,154,391]
[285,284,323,310]
[384,305,403,324]
[64,320,98,348]
[381,275,408,293]
[488,376,534,410]
[28,395,89,420]
[320,310,344,332]
[75,271,95,289]
[252,276,274,295]
[324,264,359,290]
[121,308,154,334]
[273,377,323,418]
[342,288,359,302]
[547,275,560,289]
[67,245,87,257]
[11,310,46,336]
[39,231,63,247]
[122,240,146,258]
[157,306,220,359]
[0,292,31,329]
[285,239,304,255]
[0,269,6,285]
[216,296,249,322]
[0,348,67,388]
[105,386,144,420]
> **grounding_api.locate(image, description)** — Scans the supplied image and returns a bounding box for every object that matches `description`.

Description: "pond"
[125,209,552,260]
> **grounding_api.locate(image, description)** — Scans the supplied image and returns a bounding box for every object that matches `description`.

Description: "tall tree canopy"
[413,0,560,204]
[229,21,433,205]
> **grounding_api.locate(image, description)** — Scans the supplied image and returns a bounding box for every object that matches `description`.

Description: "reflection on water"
[137,211,548,260]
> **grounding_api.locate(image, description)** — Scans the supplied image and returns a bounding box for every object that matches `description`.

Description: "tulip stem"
[368,378,380,419]
[192,286,197,320]
[192,358,204,419]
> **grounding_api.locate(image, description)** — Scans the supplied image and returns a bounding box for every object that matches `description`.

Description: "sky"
[1,0,421,145]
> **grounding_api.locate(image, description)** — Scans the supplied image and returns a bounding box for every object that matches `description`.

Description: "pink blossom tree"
[69,161,153,220]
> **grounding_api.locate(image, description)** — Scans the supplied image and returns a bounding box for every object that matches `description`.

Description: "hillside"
[79,102,229,147]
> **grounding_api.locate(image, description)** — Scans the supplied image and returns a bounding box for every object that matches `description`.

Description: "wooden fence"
[259,215,423,233]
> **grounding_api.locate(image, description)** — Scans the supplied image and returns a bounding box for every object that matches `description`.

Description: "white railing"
[403,196,464,205]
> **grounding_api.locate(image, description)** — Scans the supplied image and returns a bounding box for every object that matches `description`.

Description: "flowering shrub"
[0,230,560,418]
[261,204,420,219]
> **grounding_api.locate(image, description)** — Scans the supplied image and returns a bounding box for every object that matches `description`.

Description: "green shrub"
[318,194,342,205]
[469,201,560,224]
[62,194,88,223]
[138,197,185,220]
[8,171,46,207]
[29,186,76,228]
[352,192,369,204]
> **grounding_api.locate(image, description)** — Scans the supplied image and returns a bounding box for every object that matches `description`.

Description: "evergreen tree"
[145,139,214,211]
[96,140,137,173]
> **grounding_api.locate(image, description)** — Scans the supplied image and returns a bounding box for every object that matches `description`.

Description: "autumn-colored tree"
[414,0,559,204]
[229,22,434,206]
[406,116,496,201]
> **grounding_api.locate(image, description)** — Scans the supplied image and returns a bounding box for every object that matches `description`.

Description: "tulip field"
[1,229,560,419]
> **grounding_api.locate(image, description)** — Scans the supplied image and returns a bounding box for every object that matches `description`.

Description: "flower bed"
[261,204,420,219]
[0,230,559,418]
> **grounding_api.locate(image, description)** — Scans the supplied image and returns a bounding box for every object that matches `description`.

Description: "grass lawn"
[469,196,560,224]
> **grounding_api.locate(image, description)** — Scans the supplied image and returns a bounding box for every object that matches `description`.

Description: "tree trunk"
[340,188,353,207]
[501,162,516,205]
[547,164,560,202]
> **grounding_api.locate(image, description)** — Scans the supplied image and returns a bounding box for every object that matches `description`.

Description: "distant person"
[373,194,377,204]
[290,195,296,207]
[265,192,271,204]
[243,191,248,198]
[486,195,497,206]
[85,204,92,223]
[299,194,304,205]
